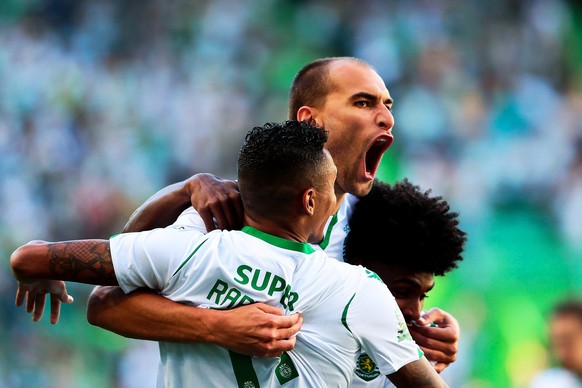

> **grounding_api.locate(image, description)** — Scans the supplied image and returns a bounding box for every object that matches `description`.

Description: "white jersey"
[530,368,582,388]
[174,194,399,387]
[111,225,421,387]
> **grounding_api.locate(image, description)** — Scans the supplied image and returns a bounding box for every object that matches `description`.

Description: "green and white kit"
[111,199,421,387]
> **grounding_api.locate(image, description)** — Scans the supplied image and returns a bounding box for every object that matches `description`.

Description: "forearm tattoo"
[48,240,115,284]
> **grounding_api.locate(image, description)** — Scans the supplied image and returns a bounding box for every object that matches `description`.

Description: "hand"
[15,280,74,324]
[209,303,303,357]
[409,308,459,373]
[185,173,243,231]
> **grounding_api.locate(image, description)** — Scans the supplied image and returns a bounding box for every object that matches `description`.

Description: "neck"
[333,192,346,214]
[243,215,309,243]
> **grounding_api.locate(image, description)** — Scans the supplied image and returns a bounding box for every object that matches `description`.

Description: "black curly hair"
[344,179,466,276]
[237,120,330,219]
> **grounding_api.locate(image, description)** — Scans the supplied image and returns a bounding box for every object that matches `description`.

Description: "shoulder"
[530,368,582,388]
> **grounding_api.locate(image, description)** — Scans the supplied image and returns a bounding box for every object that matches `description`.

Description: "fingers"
[410,326,458,368]
[198,207,218,232]
[260,336,297,358]
[411,324,457,342]
[431,362,447,374]
[206,193,243,231]
[281,314,303,339]
[418,344,456,368]
[32,293,46,322]
[49,293,61,325]
[15,285,26,307]
[254,302,285,316]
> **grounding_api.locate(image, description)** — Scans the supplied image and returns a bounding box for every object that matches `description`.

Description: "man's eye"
[355,101,369,108]
[420,294,429,301]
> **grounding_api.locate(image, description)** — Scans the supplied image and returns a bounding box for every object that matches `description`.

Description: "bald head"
[288,57,374,120]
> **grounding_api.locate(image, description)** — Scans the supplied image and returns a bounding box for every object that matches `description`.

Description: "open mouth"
[364,135,393,179]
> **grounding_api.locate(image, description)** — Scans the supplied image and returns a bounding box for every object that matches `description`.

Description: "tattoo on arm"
[48,240,116,284]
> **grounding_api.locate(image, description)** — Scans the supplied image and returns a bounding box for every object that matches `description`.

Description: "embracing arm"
[125,173,243,233]
[87,287,302,357]
[88,174,298,356]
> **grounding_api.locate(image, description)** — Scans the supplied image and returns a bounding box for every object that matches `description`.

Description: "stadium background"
[1,0,581,386]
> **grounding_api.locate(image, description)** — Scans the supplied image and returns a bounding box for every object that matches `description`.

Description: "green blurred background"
[1,0,581,387]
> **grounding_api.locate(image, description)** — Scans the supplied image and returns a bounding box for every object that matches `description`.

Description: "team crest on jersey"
[275,352,299,384]
[242,381,256,388]
[355,353,381,381]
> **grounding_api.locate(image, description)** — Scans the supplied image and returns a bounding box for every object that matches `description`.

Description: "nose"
[402,300,423,323]
[376,106,394,132]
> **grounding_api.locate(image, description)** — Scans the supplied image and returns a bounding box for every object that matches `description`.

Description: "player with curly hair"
[344,179,466,387]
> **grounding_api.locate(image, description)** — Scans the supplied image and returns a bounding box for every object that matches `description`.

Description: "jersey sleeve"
[346,273,422,376]
[110,228,206,293]
[170,206,209,233]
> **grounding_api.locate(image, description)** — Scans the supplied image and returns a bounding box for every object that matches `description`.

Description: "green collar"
[242,226,315,254]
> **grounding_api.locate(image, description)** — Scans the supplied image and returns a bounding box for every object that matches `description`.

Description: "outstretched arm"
[11,239,116,323]
[87,286,302,357]
[409,308,460,373]
[11,240,117,285]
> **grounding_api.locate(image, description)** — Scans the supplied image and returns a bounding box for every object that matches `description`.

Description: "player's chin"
[351,180,374,197]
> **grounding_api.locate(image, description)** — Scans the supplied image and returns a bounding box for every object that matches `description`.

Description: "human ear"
[302,188,316,216]
[297,106,320,127]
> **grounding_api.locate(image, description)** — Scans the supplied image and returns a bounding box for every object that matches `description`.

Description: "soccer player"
[12,121,447,387]
[344,179,466,387]
[23,57,460,368]
[530,299,582,387]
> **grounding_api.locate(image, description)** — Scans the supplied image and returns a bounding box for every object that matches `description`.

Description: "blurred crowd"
[1,0,581,386]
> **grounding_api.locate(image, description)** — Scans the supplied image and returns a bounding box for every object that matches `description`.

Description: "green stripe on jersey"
[318,213,338,250]
[341,293,356,333]
[171,239,208,277]
[229,350,260,388]
[242,226,315,254]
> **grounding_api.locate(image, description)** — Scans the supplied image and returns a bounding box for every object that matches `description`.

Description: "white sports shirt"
[173,194,404,387]
[111,222,421,387]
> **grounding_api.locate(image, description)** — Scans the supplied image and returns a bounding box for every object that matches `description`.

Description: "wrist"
[188,306,222,345]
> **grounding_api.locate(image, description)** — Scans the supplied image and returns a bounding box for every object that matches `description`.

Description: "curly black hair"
[344,179,466,276]
[238,120,330,218]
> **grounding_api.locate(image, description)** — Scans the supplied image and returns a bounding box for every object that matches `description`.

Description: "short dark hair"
[237,120,329,219]
[344,179,466,276]
[553,299,582,322]
[288,57,371,120]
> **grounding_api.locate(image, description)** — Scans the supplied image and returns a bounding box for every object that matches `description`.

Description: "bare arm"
[124,173,243,233]
[87,286,302,357]
[88,174,300,357]
[387,357,449,387]
[11,240,117,285]
[11,240,116,324]
[409,308,460,373]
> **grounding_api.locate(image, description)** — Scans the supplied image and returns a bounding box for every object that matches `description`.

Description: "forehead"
[373,264,434,290]
[551,314,582,333]
[325,61,391,101]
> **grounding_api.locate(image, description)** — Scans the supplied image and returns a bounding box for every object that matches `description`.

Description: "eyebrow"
[394,278,435,292]
[351,92,393,106]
